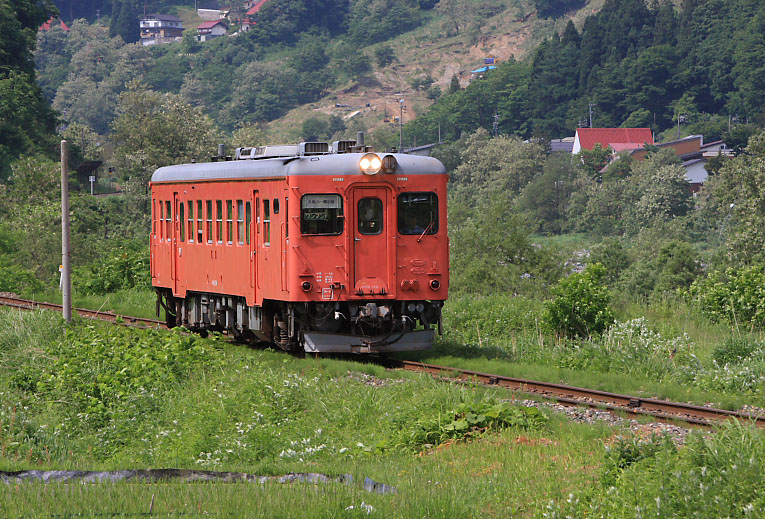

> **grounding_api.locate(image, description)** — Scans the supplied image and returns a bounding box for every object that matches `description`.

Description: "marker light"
[301,281,312,292]
[359,153,382,175]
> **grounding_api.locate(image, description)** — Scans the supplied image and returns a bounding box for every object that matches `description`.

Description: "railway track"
[2,295,763,429]
[392,360,765,429]
[0,294,166,329]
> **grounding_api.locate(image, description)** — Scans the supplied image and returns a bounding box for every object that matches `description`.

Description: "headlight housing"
[359,153,382,175]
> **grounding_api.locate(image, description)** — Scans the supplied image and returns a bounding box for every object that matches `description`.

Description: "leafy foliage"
[688,265,765,328]
[73,241,150,295]
[552,423,765,518]
[36,323,223,445]
[543,263,614,338]
[449,197,562,295]
[401,400,548,450]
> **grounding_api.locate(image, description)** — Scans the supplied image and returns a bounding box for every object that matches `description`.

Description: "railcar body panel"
[149,148,448,351]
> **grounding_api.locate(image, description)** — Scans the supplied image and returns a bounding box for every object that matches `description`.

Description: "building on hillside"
[197,20,228,41]
[241,0,271,31]
[572,127,654,154]
[606,134,731,193]
[39,16,70,32]
[549,137,575,153]
[139,14,183,46]
[197,9,224,21]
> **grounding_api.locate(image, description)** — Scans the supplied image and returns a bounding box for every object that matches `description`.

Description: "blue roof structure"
[470,66,496,74]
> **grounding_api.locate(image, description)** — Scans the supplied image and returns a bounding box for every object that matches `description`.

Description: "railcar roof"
[150,153,446,183]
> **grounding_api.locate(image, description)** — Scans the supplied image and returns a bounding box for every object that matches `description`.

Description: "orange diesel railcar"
[150,139,448,353]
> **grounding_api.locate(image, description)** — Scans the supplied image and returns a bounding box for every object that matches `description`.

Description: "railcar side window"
[245,202,252,245]
[187,201,194,243]
[216,200,223,244]
[226,200,233,245]
[358,198,383,235]
[264,200,271,246]
[301,194,343,235]
[197,201,203,244]
[398,192,438,235]
[237,200,244,245]
[165,201,172,239]
[179,202,185,242]
[206,201,213,244]
[274,199,280,214]
[159,201,164,240]
[152,199,157,239]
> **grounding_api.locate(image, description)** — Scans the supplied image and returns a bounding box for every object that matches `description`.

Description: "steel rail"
[393,360,765,429]
[0,295,166,329]
[3,295,763,428]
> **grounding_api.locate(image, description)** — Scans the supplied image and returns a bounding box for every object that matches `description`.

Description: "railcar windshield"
[301,194,344,235]
[398,192,438,235]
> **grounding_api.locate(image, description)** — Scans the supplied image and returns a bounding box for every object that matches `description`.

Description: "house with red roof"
[197,20,228,42]
[572,127,654,154]
[241,0,270,31]
[39,16,70,32]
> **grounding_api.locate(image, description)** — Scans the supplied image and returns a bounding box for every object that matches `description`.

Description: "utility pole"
[61,141,72,322]
[493,111,499,137]
[399,99,406,150]
[589,102,593,128]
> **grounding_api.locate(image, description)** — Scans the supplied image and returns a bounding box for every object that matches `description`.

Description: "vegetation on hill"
[0,0,58,179]
[406,0,765,144]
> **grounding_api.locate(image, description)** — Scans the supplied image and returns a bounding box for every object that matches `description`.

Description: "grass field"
[0,290,762,517]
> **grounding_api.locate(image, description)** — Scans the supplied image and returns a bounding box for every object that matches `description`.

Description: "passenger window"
[197,201,203,244]
[264,200,271,246]
[187,201,194,243]
[165,201,171,240]
[237,200,244,245]
[152,199,157,239]
[245,202,252,245]
[300,194,343,235]
[216,200,223,244]
[179,202,185,242]
[273,199,280,214]
[159,201,164,240]
[398,192,438,235]
[206,201,213,244]
[358,198,383,235]
[226,200,233,244]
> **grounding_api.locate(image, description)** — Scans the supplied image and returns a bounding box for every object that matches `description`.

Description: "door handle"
[354,237,361,242]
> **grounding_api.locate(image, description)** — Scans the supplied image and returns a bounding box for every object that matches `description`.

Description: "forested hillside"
[406,0,765,144]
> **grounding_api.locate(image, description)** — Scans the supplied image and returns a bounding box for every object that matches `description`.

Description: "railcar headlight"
[359,153,382,175]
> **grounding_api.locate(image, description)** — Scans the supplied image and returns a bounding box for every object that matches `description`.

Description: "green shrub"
[551,423,765,518]
[688,265,765,328]
[543,263,614,338]
[73,242,150,295]
[399,400,548,450]
[713,335,763,366]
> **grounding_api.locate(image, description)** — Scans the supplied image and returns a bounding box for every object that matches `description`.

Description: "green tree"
[111,81,224,226]
[543,263,614,338]
[518,153,578,233]
[374,45,396,68]
[110,0,141,44]
[336,45,371,81]
[0,0,58,178]
[577,144,611,178]
[449,197,562,294]
[451,129,546,205]
[703,131,765,263]
[426,85,442,101]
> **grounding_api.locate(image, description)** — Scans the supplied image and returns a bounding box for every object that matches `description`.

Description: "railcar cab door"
[351,186,391,296]
[173,192,185,296]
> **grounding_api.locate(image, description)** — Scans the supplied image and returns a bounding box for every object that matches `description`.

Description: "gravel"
[516,399,691,444]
